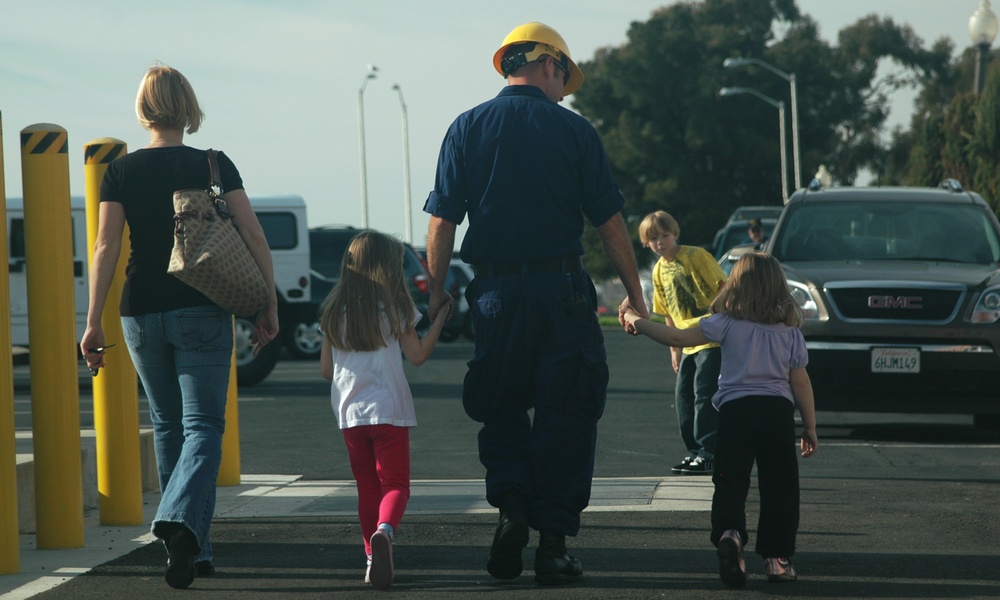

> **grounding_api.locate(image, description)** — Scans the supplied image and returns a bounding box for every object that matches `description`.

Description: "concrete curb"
[15,430,157,534]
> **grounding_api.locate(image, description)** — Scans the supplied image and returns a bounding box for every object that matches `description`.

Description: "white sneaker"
[368,530,394,590]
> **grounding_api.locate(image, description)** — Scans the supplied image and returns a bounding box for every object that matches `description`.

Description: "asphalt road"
[9,328,1000,598]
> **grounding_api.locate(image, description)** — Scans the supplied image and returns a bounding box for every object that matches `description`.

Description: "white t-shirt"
[328,304,421,429]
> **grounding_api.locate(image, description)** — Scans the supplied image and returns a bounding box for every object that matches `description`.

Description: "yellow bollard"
[20,123,84,549]
[84,138,143,525]
[217,323,241,486]
[0,111,22,573]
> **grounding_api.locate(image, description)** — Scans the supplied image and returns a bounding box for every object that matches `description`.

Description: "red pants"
[342,425,411,555]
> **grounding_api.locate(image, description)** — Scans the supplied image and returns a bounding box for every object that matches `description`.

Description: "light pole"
[357,64,378,228]
[724,57,800,190]
[720,87,788,203]
[392,84,413,244]
[970,0,999,94]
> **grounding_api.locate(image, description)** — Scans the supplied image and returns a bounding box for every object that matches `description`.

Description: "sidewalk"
[1,474,714,598]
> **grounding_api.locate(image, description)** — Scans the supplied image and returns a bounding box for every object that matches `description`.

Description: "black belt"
[474,255,583,277]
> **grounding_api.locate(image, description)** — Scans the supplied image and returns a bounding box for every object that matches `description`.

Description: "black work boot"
[533,531,583,586]
[486,490,529,579]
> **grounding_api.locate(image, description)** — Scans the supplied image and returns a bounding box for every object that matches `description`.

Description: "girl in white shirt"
[319,230,452,590]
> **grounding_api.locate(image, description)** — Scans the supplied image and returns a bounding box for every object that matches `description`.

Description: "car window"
[257,212,299,250]
[716,221,775,258]
[773,202,1000,263]
[310,232,352,277]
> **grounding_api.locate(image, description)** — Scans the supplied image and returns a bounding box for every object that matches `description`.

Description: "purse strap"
[206,149,232,218]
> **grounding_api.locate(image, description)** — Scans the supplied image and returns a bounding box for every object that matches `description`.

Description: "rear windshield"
[771,201,1000,264]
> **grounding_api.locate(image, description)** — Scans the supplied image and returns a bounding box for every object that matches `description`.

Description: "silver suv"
[767,181,1000,430]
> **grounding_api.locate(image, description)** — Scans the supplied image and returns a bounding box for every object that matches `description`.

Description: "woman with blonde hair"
[81,63,279,589]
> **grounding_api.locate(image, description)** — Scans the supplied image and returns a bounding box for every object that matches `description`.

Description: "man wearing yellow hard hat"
[423,22,647,586]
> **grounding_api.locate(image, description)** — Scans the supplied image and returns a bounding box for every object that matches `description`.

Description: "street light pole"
[392,84,413,244]
[969,0,999,94]
[357,64,378,228]
[720,87,789,203]
[724,57,801,190]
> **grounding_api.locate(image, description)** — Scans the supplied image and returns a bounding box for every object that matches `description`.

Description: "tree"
[571,0,953,278]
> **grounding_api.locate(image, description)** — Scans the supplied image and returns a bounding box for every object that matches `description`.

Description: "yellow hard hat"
[493,22,585,96]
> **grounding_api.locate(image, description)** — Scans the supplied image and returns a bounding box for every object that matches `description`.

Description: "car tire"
[234,316,281,387]
[286,319,324,359]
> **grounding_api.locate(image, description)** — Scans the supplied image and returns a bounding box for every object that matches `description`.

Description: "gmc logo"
[868,295,923,309]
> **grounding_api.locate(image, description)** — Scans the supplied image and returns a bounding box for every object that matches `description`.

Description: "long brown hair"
[709,251,802,326]
[319,230,416,351]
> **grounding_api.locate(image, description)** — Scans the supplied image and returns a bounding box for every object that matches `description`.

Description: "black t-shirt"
[100,146,244,315]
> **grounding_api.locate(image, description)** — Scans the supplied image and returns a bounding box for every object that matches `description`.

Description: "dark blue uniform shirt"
[423,85,624,263]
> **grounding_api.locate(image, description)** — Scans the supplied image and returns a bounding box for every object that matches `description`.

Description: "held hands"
[618,297,647,335]
[252,304,280,357]
[434,295,455,325]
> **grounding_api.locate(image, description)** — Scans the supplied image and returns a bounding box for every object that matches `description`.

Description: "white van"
[5,196,89,351]
[5,194,311,386]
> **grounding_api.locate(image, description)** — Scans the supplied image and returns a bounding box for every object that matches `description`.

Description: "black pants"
[710,396,799,558]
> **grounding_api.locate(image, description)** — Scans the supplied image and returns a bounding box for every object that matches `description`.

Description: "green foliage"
[572,0,953,275]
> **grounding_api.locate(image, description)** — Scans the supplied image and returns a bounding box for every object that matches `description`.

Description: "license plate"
[871,347,920,374]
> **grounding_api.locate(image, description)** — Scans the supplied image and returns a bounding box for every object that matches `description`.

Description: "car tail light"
[412,273,429,295]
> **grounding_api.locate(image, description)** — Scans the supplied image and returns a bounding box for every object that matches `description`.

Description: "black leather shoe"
[486,491,529,580]
[533,531,583,586]
[165,528,198,589]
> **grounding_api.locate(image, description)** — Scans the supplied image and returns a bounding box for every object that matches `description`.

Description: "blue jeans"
[675,347,720,460]
[121,305,233,562]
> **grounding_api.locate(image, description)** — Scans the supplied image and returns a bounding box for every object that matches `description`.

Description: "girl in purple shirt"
[623,251,817,588]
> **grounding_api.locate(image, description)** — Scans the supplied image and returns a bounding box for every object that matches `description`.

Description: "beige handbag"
[167,149,270,316]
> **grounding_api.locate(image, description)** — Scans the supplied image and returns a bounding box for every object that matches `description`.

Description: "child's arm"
[320,338,333,381]
[790,366,818,457]
[400,297,454,367]
[623,309,710,348]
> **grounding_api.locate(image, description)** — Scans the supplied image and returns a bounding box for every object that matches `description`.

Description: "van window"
[258,212,298,250]
[9,219,26,259]
[9,218,81,260]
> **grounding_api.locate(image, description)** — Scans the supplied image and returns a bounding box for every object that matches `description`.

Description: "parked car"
[717,243,755,276]
[289,226,431,360]
[723,205,784,225]
[767,180,1000,430]
[445,259,475,341]
[6,195,312,387]
[233,196,313,386]
[712,218,777,259]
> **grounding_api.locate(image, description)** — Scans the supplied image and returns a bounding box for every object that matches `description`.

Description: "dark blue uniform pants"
[464,269,608,537]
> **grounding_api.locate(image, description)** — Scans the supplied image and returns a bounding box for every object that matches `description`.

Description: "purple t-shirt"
[699,312,808,409]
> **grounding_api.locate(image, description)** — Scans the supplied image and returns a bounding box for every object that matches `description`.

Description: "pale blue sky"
[0,1,974,246]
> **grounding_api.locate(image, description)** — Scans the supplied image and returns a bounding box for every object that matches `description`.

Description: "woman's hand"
[252,304,280,357]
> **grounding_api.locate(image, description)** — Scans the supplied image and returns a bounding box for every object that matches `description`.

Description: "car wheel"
[286,320,324,359]
[234,316,280,386]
